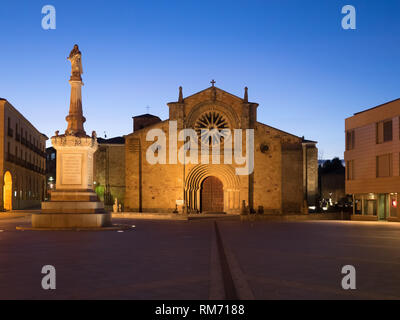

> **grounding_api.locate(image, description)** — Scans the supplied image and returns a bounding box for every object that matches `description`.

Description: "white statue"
[67,44,83,78]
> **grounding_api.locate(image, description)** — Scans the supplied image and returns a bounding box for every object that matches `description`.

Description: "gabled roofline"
[257,121,317,144]
[168,86,257,105]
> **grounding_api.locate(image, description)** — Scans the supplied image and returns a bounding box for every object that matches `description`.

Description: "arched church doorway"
[201,176,224,213]
[3,171,12,211]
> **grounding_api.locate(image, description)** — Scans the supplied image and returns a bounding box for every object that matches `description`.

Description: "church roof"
[257,122,317,144]
[132,113,161,119]
[97,136,125,144]
[302,138,318,144]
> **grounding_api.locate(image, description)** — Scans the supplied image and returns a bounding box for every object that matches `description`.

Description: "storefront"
[352,193,399,221]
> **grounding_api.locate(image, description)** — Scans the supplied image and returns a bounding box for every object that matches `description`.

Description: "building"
[345,98,400,221]
[124,85,318,214]
[94,136,126,210]
[0,99,48,210]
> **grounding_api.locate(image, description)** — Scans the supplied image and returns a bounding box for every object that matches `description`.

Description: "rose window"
[194,111,230,145]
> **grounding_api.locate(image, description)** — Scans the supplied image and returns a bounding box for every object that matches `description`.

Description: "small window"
[376,120,393,144]
[346,130,355,150]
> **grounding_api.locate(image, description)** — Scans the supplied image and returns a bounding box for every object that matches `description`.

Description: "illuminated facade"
[345,98,400,221]
[0,99,48,210]
[125,85,318,214]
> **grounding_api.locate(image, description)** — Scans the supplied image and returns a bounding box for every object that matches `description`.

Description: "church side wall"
[281,144,304,213]
[125,136,141,211]
[253,125,282,214]
[306,145,318,206]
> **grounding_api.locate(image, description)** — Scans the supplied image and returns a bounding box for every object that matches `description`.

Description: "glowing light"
[392,200,397,208]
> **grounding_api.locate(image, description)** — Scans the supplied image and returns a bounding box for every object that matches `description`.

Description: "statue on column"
[67,44,83,79]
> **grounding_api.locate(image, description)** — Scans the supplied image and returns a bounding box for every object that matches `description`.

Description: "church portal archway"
[185,164,241,214]
[201,176,224,213]
[3,171,12,211]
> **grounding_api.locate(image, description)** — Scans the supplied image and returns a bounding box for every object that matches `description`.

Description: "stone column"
[65,79,86,136]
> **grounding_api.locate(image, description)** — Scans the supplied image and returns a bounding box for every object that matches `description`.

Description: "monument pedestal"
[35,134,111,228]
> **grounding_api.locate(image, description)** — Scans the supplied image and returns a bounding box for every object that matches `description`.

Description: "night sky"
[1,0,399,159]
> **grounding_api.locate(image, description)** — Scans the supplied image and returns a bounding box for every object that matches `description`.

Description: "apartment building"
[345,98,400,221]
[0,98,48,210]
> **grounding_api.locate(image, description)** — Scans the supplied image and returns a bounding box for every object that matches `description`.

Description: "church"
[123,83,318,214]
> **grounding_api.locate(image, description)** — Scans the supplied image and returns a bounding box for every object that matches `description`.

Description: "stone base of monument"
[19,190,117,230]
[31,212,112,229]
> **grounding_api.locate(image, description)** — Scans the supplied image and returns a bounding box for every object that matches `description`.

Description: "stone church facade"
[124,85,318,214]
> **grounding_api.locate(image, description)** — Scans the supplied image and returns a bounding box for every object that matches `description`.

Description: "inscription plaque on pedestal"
[62,153,82,185]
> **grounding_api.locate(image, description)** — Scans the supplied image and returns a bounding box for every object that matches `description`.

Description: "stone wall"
[125,121,183,212]
[281,144,304,213]
[94,144,125,209]
[306,145,318,206]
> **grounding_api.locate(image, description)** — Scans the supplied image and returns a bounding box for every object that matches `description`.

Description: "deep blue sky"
[1,0,399,158]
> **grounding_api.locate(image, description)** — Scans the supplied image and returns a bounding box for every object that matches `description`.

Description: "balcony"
[5,153,46,175]
[15,133,21,142]
[7,128,13,138]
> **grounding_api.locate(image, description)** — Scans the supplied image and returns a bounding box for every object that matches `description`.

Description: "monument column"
[33,44,111,229]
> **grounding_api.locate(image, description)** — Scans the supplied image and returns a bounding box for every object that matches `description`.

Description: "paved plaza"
[0,215,400,299]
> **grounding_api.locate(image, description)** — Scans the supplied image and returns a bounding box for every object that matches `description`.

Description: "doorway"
[201,176,224,213]
[378,194,387,220]
[3,171,12,211]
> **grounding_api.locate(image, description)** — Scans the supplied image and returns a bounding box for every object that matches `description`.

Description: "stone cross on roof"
[210,79,216,87]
